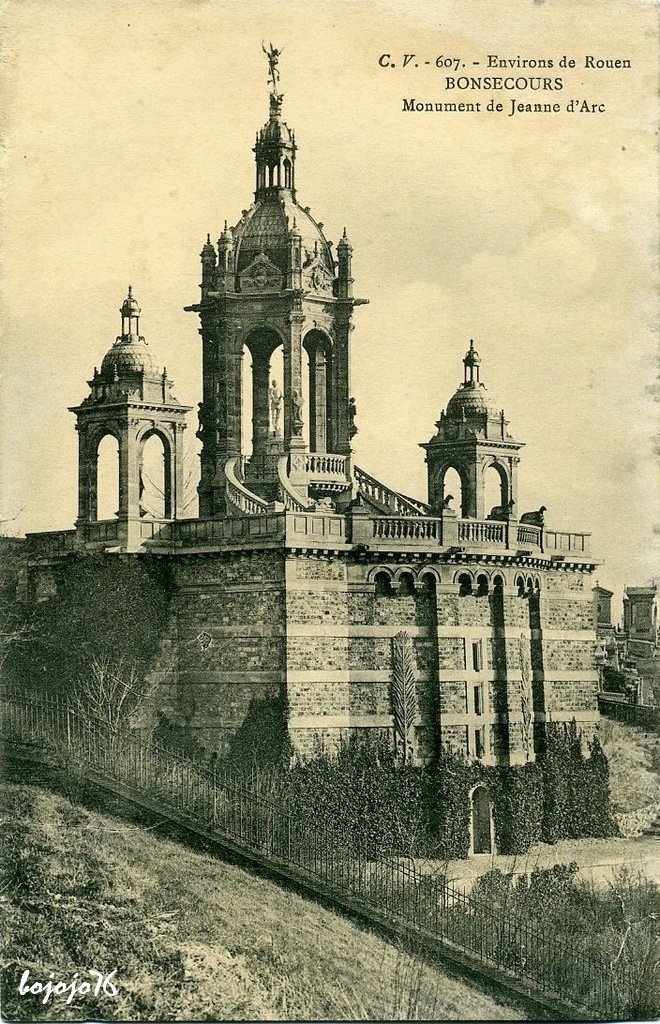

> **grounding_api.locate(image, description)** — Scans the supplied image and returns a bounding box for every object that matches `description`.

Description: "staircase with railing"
[354,466,431,517]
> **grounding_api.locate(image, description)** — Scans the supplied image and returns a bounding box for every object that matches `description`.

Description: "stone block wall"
[145,549,287,758]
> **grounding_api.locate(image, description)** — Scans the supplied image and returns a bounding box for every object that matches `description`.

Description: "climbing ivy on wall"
[12,554,172,695]
[264,721,616,862]
[539,722,617,843]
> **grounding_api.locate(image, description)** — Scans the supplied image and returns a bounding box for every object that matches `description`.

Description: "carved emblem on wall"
[307,261,331,293]
[239,254,283,294]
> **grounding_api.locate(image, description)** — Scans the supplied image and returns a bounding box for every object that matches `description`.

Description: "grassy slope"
[598,719,660,813]
[0,782,524,1022]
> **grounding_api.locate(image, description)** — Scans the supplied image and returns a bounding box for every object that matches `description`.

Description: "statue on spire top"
[262,42,283,94]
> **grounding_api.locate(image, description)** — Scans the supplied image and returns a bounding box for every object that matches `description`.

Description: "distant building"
[624,585,659,651]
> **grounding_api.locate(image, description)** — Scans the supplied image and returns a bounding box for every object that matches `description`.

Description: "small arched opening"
[140,431,170,519]
[516,575,526,598]
[398,571,415,597]
[484,460,510,517]
[492,573,504,595]
[458,572,473,597]
[96,434,119,521]
[470,785,494,855]
[476,573,489,597]
[374,570,393,597]
[441,466,464,516]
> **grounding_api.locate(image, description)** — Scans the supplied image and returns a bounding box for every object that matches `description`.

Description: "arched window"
[96,434,119,521]
[516,575,526,598]
[492,574,504,594]
[476,573,489,597]
[458,572,473,597]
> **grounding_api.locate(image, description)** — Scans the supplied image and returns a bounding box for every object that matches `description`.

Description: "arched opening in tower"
[140,432,169,519]
[484,462,509,517]
[441,466,463,516]
[96,434,119,521]
[303,330,332,453]
[242,330,284,458]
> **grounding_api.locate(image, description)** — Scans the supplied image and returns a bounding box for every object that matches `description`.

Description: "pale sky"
[1,0,658,617]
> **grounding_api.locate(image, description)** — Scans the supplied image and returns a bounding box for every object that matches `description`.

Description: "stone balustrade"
[304,454,348,478]
[26,529,77,559]
[458,518,507,545]
[26,510,592,561]
[516,523,542,547]
[372,516,441,542]
[544,529,591,555]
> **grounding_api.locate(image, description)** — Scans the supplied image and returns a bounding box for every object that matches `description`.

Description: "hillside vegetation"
[0,782,524,1021]
[599,719,660,813]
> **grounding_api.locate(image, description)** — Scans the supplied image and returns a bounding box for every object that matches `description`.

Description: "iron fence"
[0,692,635,1018]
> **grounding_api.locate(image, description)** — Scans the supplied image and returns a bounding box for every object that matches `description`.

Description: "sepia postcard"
[0,0,658,1021]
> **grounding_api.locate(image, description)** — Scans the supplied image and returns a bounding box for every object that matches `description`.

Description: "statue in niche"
[269,379,283,435]
[348,396,358,439]
[291,388,304,435]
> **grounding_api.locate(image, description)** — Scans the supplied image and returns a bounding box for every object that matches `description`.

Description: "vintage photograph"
[1,0,658,1020]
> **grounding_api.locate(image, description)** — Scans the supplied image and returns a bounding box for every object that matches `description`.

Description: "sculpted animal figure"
[520,505,547,527]
[488,499,515,521]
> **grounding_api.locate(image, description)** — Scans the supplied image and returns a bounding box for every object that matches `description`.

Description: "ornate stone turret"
[186,48,368,517]
[69,287,190,551]
[422,342,524,518]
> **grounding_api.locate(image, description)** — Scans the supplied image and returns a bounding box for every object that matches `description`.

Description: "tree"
[71,654,150,744]
[391,631,419,765]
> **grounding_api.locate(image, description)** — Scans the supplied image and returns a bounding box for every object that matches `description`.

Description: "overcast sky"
[1,0,657,615]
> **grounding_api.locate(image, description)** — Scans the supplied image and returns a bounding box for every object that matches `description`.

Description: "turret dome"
[99,287,162,379]
[445,381,499,420]
[101,336,160,377]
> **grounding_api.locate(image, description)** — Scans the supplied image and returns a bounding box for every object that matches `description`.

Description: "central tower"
[187,49,365,517]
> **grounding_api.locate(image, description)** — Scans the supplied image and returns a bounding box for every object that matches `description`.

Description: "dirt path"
[441,835,660,890]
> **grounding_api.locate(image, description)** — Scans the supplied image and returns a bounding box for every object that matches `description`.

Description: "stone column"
[76,425,93,523]
[332,309,352,454]
[251,348,271,454]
